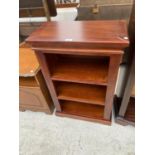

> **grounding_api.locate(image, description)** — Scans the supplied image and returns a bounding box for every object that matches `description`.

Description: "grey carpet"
[19,111,134,155]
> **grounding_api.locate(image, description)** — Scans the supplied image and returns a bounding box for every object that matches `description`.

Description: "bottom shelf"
[56,100,111,125]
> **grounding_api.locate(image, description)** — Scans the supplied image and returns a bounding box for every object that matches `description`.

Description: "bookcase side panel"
[35,51,61,111]
[104,54,123,120]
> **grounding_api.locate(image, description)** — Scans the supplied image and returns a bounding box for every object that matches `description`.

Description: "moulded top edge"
[26,20,129,48]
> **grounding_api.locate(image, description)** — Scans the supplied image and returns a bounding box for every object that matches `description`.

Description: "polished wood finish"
[26,21,129,49]
[26,20,129,124]
[19,42,54,114]
[60,101,104,119]
[56,101,111,125]
[104,55,122,119]
[19,42,39,76]
[35,51,61,111]
[47,55,109,86]
[55,82,106,105]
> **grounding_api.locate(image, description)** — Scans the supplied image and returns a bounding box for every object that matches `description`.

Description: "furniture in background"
[114,1,135,126]
[19,0,79,41]
[55,0,79,8]
[114,58,135,126]
[19,42,54,114]
[77,0,133,21]
[19,0,57,20]
[19,0,57,41]
[114,59,135,126]
[26,20,129,125]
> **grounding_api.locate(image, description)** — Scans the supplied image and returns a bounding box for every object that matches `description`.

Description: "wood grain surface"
[26,20,129,124]
[60,100,104,118]
[26,20,129,49]
[19,43,39,76]
[55,82,106,105]
[48,55,109,86]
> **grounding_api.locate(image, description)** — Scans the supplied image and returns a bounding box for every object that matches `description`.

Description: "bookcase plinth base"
[56,111,111,125]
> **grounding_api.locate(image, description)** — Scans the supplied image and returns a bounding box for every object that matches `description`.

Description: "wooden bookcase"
[19,42,54,114]
[26,21,129,125]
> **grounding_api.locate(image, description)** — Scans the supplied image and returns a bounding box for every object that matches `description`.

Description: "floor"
[19,111,135,155]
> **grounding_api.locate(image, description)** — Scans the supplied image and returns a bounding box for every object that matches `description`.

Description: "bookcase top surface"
[19,42,39,76]
[26,20,129,48]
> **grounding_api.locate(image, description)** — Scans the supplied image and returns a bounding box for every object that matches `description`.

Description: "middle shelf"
[54,82,106,105]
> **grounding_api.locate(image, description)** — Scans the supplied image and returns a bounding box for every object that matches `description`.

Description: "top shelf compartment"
[46,54,109,86]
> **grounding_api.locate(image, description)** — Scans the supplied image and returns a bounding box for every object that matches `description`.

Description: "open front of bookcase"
[44,53,110,123]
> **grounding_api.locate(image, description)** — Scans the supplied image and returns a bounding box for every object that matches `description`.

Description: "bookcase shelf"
[26,21,129,125]
[47,55,109,86]
[55,82,106,105]
[56,100,110,124]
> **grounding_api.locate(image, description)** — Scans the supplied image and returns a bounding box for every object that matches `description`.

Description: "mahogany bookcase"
[26,20,129,125]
